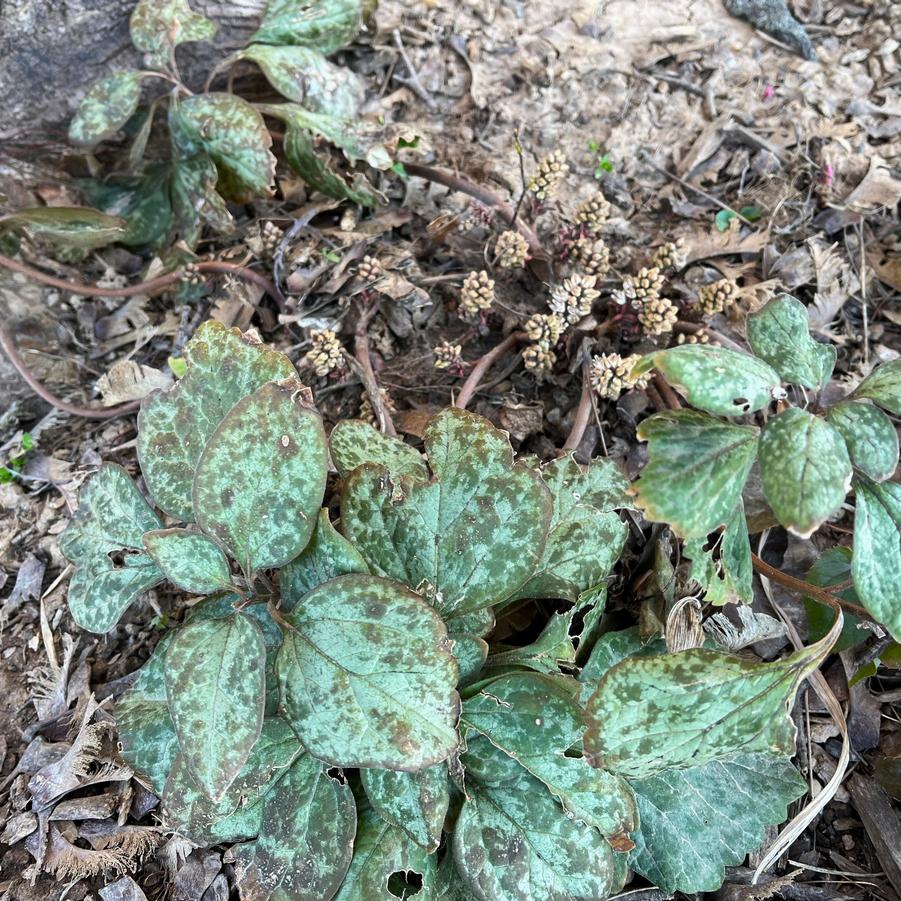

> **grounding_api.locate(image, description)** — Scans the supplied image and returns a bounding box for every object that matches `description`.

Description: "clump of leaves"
[57,316,851,899]
[1,0,390,255]
[633,293,901,634]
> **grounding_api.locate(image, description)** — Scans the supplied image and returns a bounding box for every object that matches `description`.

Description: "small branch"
[562,365,593,452]
[392,29,438,111]
[401,163,545,260]
[348,300,396,436]
[751,553,874,624]
[454,332,526,411]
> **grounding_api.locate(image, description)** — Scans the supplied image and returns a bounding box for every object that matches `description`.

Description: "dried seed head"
[696,278,739,316]
[652,237,687,272]
[637,295,679,336]
[523,343,557,374]
[433,341,464,370]
[523,312,563,348]
[589,352,650,400]
[549,273,600,326]
[357,255,382,281]
[572,237,611,279]
[495,230,530,269]
[305,329,344,377]
[260,220,283,257]
[459,270,496,319]
[574,192,611,231]
[528,149,569,200]
[677,329,712,345]
[623,266,666,303]
[359,388,396,425]
[179,262,205,287]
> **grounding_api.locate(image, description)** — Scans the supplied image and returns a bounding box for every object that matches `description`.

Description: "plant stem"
[750,552,874,624]
[347,299,396,436]
[454,332,526,410]
[562,365,593,452]
[653,373,683,410]
[401,163,545,260]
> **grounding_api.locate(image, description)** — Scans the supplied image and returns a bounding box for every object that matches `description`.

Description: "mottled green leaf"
[759,407,852,538]
[193,380,327,575]
[455,737,627,901]
[117,634,177,793]
[138,320,297,520]
[170,155,234,246]
[577,627,666,704]
[628,752,806,893]
[59,463,163,633]
[462,671,636,839]
[277,574,460,770]
[130,0,216,69]
[634,345,783,416]
[804,547,864,652]
[143,528,232,594]
[163,717,303,843]
[69,71,142,147]
[827,401,898,482]
[633,410,759,538]
[166,613,266,800]
[235,751,356,901]
[342,408,552,615]
[251,0,371,53]
[170,94,276,201]
[853,359,901,415]
[236,44,363,116]
[333,808,438,901]
[0,207,127,252]
[514,454,628,602]
[280,508,369,609]
[450,633,489,684]
[746,294,836,390]
[684,502,753,605]
[362,764,449,851]
[583,640,833,778]
[853,476,901,640]
[329,419,428,480]
[487,610,578,675]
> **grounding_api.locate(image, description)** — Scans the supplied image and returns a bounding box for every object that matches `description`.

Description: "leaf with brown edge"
[69,71,142,147]
[130,0,216,69]
[632,410,759,539]
[341,408,552,616]
[138,320,297,521]
[193,379,328,575]
[276,574,460,771]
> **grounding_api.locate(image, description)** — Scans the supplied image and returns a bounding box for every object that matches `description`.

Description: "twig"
[392,29,438,111]
[401,162,545,260]
[454,332,526,410]
[562,364,593,452]
[348,300,396,436]
[750,553,875,623]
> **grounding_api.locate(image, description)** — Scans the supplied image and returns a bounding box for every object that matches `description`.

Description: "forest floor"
[1,0,900,899]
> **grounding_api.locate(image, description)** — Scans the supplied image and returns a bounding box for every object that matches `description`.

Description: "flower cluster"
[549,273,600,326]
[572,237,610,279]
[696,278,739,316]
[589,352,650,400]
[359,388,396,426]
[652,238,687,273]
[305,329,344,377]
[459,271,496,319]
[574,192,611,232]
[637,295,679,336]
[433,341,464,371]
[528,150,569,200]
[357,255,382,282]
[524,313,563,347]
[495,230,530,269]
[523,344,556,374]
[623,266,665,303]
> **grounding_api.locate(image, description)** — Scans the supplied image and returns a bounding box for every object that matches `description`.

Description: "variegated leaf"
[684,501,753,605]
[251,0,372,53]
[143,528,232,594]
[0,207,127,251]
[69,71,142,147]
[329,419,428,480]
[852,359,901,415]
[130,0,216,69]
[826,401,898,482]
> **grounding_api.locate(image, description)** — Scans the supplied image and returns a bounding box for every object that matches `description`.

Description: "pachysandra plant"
[0,0,390,254]
[61,317,855,899]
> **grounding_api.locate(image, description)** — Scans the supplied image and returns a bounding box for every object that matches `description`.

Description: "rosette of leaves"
[60,318,835,899]
[56,0,389,252]
[631,293,901,637]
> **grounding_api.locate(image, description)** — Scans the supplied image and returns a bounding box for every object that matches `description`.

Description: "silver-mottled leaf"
[684,502,753,605]
[853,359,901,415]
[130,0,216,69]
[143,528,232,594]
[69,71,142,147]
[827,401,899,482]
[251,0,371,53]
[329,419,428,480]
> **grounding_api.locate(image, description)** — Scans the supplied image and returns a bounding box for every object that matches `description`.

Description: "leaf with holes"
[193,380,328,574]
[138,321,297,521]
[58,463,163,633]
[277,574,460,770]
[746,294,836,390]
[633,345,783,416]
[827,401,899,482]
[143,528,232,594]
[759,407,852,538]
[69,71,142,147]
[632,410,759,538]
[170,94,276,201]
[280,508,369,609]
[165,613,266,800]
[684,502,753,605]
[329,419,428,480]
[251,0,372,53]
[852,477,901,640]
[628,752,806,893]
[513,454,629,601]
[130,0,216,69]
[454,737,628,901]
[462,671,637,839]
[361,764,449,852]
[853,359,901,415]
[341,408,552,615]
[0,207,127,252]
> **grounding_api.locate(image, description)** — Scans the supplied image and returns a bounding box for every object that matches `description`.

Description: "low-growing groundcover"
[58,309,901,900]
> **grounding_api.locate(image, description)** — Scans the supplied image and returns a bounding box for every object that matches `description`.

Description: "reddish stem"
[653,373,683,410]
[562,367,593,452]
[454,332,526,411]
